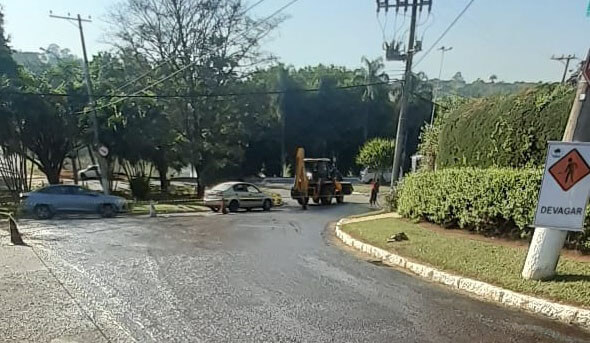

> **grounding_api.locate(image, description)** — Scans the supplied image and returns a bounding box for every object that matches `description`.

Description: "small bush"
[395,168,590,253]
[129,177,150,200]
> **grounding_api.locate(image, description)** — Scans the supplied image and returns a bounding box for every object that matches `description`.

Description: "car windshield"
[210,183,233,192]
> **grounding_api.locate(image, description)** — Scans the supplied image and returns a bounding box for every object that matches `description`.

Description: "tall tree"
[0,6,18,79]
[357,56,389,141]
[107,0,281,192]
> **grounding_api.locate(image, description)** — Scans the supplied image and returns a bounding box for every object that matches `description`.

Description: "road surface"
[10,192,590,342]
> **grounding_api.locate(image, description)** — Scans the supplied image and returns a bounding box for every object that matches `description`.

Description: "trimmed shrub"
[437,84,574,169]
[396,168,590,252]
[397,168,541,234]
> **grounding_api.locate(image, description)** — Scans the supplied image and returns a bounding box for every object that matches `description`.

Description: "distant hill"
[430,72,540,98]
[12,44,80,74]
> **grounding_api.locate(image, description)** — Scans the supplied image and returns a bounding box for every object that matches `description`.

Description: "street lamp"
[431,46,453,124]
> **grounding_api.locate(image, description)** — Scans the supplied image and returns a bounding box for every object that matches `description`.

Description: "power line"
[414,0,475,68]
[85,0,300,115]
[2,80,396,100]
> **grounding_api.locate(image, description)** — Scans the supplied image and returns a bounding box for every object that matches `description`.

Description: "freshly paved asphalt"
[14,192,590,342]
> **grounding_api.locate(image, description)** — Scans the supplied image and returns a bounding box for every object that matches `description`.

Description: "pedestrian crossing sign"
[548,149,590,191]
[534,142,590,231]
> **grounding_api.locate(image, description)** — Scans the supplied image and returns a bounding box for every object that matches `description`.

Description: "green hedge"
[437,84,573,169]
[396,168,590,252]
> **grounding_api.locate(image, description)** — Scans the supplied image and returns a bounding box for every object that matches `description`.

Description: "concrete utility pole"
[377,0,432,187]
[522,52,590,280]
[430,46,452,124]
[50,13,110,195]
[551,54,577,84]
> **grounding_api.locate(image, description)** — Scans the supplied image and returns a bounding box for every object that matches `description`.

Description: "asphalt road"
[15,193,590,342]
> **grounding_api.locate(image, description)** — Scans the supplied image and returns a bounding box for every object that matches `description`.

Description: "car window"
[246,185,260,193]
[211,183,232,192]
[233,184,248,192]
[39,186,67,194]
[69,186,90,195]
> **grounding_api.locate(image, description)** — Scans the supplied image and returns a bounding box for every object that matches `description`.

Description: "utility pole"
[378,0,431,187]
[50,12,109,195]
[522,51,590,280]
[551,54,576,84]
[430,46,452,124]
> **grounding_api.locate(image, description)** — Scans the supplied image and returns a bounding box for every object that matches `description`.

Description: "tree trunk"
[157,163,169,194]
[87,145,96,166]
[44,167,60,185]
[71,155,79,185]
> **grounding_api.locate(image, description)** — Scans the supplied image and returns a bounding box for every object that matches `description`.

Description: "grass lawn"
[342,217,590,308]
[131,202,209,215]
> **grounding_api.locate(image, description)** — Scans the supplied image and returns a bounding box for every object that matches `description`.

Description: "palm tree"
[489,74,498,83]
[357,57,389,141]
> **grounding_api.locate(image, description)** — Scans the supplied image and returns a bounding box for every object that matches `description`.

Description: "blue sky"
[2,0,590,82]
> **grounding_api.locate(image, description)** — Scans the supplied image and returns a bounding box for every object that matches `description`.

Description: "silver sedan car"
[204,182,273,212]
[21,185,128,219]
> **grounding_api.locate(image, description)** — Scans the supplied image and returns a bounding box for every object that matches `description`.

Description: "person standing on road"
[370,179,380,207]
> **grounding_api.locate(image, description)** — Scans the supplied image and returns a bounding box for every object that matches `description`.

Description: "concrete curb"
[335,217,590,331]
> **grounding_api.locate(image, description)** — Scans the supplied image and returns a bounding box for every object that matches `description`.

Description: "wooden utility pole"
[551,54,577,84]
[522,51,590,280]
[50,12,109,195]
[377,0,432,187]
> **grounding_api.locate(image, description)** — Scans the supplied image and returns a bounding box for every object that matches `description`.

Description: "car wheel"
[263,199,272,211]
[34,205,52,220]
[100,204,115,218]
[228,200,239,213]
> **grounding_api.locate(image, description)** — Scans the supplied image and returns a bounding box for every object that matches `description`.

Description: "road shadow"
[552,274,590,282]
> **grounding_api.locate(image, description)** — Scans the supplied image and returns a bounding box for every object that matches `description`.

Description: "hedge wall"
[396,168,590,252]
[437,84,574,168]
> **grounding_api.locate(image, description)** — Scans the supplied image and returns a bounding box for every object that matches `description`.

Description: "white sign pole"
[522,62,590,280]
[523,142,590,280]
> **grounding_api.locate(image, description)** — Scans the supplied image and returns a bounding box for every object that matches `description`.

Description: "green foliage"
[355,138,395,170]
[0,7,18,79]
[397,168,541,232]
[418,96,470,170]
[395,168,590,252]
[437,84,574,168]
[129,176,151,200]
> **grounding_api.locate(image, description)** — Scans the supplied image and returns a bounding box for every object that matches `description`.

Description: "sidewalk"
[0,240,107,342]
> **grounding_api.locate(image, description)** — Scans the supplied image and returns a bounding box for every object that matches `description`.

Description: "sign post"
[583,51,590,84]
[522,142,590,279]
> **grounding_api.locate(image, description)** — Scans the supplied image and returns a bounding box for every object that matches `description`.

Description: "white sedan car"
[204,182,273,212]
